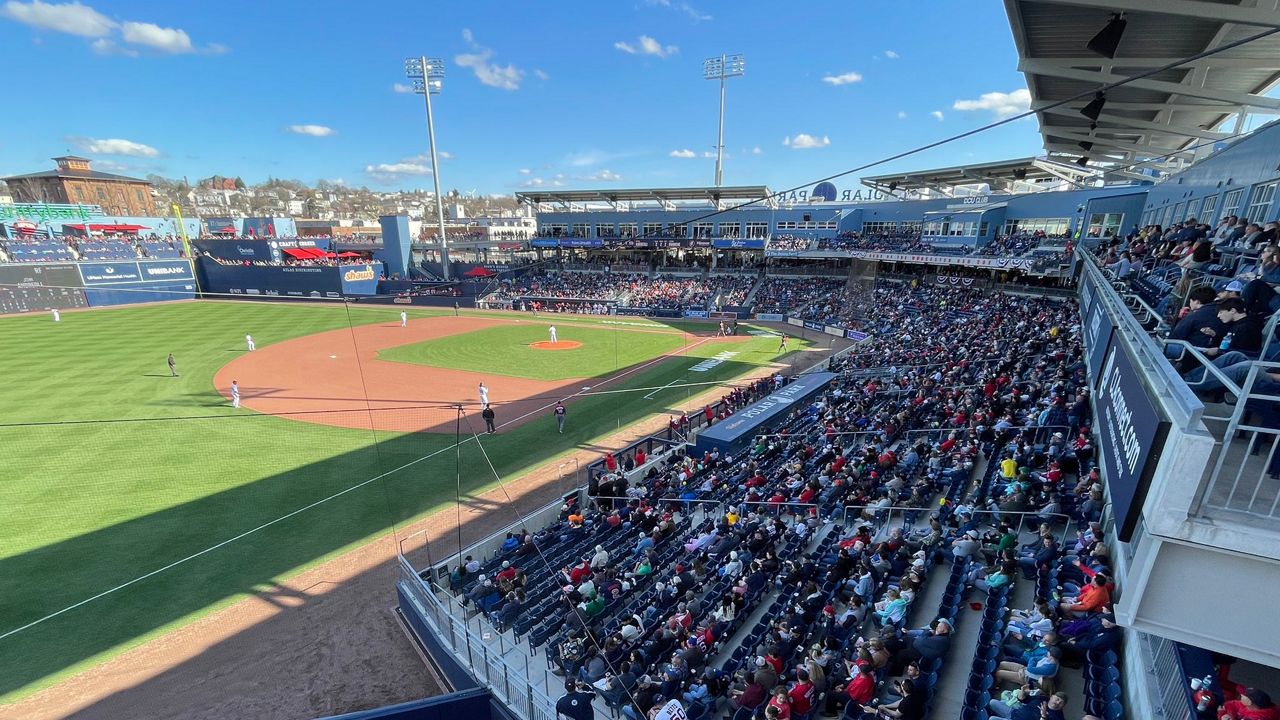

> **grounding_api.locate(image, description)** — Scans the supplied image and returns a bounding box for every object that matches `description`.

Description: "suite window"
[1246,181,1277,224]
[718,222,740,238]
[595,224,615,238]
[643,222,663,237]
[1086,213,1124,239]
[571,223,590,238]
[746,222,769,238]
[693,222,714,238]
[619,223,637,237]
[1222,188,1245,218]
[1200,195,1219,225]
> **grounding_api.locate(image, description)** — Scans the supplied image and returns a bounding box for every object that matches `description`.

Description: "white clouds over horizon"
[287,124,334,137]
[455,28,523,90]
[783,134,830,149]
[931,110,945,121]
[72,136,160,157]
[3,1,221,54]
[821,71,862,86]
[615,34,677,58]
[669,149,696,158]
[952,88,1032,119]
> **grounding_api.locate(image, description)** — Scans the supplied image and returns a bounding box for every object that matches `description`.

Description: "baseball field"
[0,300,818,714]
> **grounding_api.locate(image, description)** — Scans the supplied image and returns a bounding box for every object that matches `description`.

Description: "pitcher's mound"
[530,340,582,350]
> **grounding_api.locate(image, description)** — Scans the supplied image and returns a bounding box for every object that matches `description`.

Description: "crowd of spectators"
[768,235,814,251]
[820,232,936,254]
[977,233,1059,257]
[448,281,1135,720]
[485,271,762,311]
[1,234,186,263]
[753,277,846,314]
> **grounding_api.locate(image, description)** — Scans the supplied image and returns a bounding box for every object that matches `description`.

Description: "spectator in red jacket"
[1220,688,1279,720]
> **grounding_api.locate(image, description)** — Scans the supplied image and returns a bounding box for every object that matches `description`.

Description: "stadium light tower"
[405,56,452,280]
[704,53,745,187]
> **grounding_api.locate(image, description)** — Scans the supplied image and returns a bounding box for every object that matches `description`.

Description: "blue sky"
[0,0,1047,194]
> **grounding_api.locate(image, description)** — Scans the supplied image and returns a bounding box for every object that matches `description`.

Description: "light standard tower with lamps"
[703,53,745,188]
[405,56,452,280]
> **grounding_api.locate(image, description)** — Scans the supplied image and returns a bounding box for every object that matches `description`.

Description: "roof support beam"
[1038,106,1233,140]
[1044,128,1197,158]
[1018,59,1280,109]
[1018,0,1280,27]
[1035,56,1280,70]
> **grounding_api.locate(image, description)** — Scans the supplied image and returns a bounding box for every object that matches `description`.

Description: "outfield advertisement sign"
[139,260,196,282]
[755,313,785,322]
[824,325,845,337]
[845,330,869,342]
[1096,340,1171,542]
[803,321,824,332]
[787,317,804,327]
[199,259,382,298]
[339,262,383,295]
[79,261,143,285]
[683,309,709,319]
[712,238,766,250]
[696,372,836,455]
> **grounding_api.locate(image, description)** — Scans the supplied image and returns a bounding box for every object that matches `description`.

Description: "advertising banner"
[824,325,846,337]
[138,260,195,282]
[803,321,825,332]
[199,260,342,297]
[708,311,737,320]
[1078,271,1095,321]
[198,239,276,262]
[531,238,559,248]
[559,238,602,248]
[683,309,709,319]
[845,330,869,342]
[696,372,835,455]
[1083,297,1115,387]
[1096,341,1171,541]
[339,262,383,296]
[78,261,143,285]
[755,313,785,322]
[712,238,766,250]
[787,317,804,327]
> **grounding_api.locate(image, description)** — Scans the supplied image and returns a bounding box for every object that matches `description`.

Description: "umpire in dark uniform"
[482,404,497,433]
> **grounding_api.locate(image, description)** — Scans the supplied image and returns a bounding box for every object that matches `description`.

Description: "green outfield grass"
[377,323,689,380]
[0,301,811,703]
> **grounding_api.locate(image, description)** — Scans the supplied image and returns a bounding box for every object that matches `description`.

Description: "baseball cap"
[1226,280,1245,293]
[1244,688,1273,707]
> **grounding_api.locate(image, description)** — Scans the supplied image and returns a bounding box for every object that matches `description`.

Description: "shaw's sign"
[342,265,377,282]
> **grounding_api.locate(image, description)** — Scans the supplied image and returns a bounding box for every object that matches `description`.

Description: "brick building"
[2,156,156,216]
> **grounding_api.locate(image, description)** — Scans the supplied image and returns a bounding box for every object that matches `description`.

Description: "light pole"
[703,53,745,188]
[405,56,452,280]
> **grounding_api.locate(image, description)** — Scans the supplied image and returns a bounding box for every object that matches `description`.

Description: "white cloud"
[438,151,453,160]
[120,21,192,53]
[897,111,907,120]
[521,177,565,188]
[701,151,716,158]
[365,160,432,183]
[821,71,862,86]
[931,110,945,121]
[534,68,549,81]
[884,50,899,59]
[783,134,830,150]
[669,149,696,158]
[645,0,712,21]
[518,168,531,175]
[2,0,114,37]
[751,146,763,155]
[90,37,135,56]
[392,82,414,94]
[455,28,523,90]
[286,124,334,137]
[952,88,1032,119]
[615,34,677,58]
[582,169,623,182]
[565,150,613,167]
[73,136,160,157]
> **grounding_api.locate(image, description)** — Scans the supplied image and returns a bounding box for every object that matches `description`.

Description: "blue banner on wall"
[845,330,869,342]
[1096,340,1171,542]
[803,321,824,332]
[339,263,383,295]
[1083,298,1115,387]
[78,261,142,285]
[559,238,603,248]
[696,372,835,455]
[138,260,195,282]
[531,238,559,248]
[712,239,767,250]
[197,240,276,262]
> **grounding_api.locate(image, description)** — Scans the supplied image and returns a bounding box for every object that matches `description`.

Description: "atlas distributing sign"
[0,203,103,222]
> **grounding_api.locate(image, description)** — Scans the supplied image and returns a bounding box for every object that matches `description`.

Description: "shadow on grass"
[0,344,801,703]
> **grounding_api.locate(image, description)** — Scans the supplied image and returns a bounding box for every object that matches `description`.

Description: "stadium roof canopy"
[1005,0,1280,174]
[515,185,775,211]
[861,156,1100,196]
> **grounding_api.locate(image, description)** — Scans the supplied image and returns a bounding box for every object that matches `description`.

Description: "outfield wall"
[0,259,198,313]
[196,259,383,298]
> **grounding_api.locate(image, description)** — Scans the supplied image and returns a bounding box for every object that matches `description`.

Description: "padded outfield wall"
[196,258,383,298]
[0,259,197,313]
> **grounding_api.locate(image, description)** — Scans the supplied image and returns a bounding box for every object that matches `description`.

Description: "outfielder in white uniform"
[400,311,407,327]
[245,334,256,352]
[549,325,558,344]
[478,382,489,406]
[231,380,241,408]
[52,309,60,322]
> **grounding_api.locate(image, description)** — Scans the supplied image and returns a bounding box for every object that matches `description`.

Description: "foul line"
[642,376,685,400]
[0,334,718,643]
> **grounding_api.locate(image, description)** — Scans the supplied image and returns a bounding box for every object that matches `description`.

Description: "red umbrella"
[463,266,497,277]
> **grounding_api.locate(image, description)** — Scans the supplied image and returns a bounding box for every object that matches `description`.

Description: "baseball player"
[230,380,241,408]
[52,308,60,322]
[167,353,177,377]
[245,334,256,352]
[548,325,558,344]
[400,310,407,327]
[553,401,566,433]
[481,404,496,433]
[778,333,788,352]
[479,382,490,406]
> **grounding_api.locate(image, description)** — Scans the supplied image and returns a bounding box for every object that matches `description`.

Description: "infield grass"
[377,323,689,380]
[0,301,813,704]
